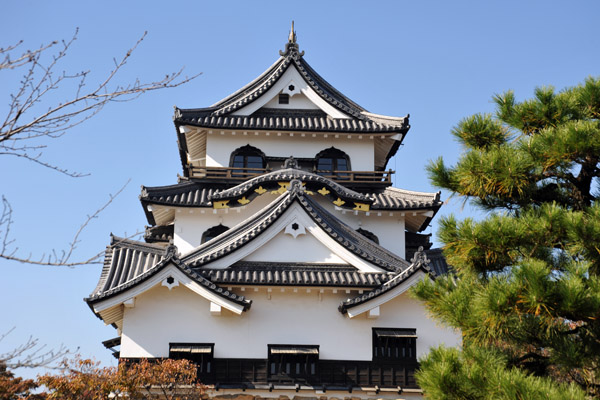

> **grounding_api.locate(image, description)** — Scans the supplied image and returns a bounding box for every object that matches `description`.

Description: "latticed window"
[372,328,417,361]
[169,343,214,376]
[268,345,319,381]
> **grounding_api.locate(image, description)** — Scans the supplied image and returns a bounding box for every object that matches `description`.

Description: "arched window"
[315,147,350,177]
[201,224,230,244]
[230,145,266,169]
[356,228,379,245]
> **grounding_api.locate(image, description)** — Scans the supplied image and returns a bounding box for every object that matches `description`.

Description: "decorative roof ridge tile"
[144,225,174,244]
[338,246,433,314]
[208,166,370,203]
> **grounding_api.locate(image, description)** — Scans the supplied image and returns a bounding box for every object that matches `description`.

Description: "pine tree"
[412,77,600,399]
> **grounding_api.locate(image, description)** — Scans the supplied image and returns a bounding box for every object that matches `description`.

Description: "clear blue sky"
[1,0,599,378]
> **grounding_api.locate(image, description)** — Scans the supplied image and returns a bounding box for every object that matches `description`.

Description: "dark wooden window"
[169,343,214,379]
[230,145,266,178]
[201,224,229,244]
[279,93,289,104]
[315,147,350,177]
[372,329,417,362]
[231,145,265,169]
[268,345,319,382]
[356,228,379,245]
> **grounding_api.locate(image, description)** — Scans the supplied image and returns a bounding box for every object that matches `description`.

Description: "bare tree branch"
[0,29,198,267]
[0,181,141,267]
[0,328,71,370]
[1,28,200,175]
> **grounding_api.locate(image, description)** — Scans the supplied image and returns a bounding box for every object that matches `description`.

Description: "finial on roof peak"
[280,20,304,58]
[288,21,296,43]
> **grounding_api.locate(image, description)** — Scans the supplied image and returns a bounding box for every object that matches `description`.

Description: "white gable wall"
[262,92,318,109]
[241,229,346,264]
[120,283,460,360]
[230,66,349,118]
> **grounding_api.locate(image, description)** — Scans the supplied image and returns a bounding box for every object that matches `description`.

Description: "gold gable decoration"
[213,200,230,209]
[333,198,345,207]
[353,202,370,212]
[271,182,290,194]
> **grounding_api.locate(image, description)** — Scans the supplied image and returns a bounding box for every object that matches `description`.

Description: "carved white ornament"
[161,276,179,290]
[284,218,306,239]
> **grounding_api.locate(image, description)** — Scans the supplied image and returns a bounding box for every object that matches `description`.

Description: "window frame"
[267,344,319,382]
[169,342,214,377]
[314,147,351,176]
[372,328,417,362]
[229,145,266,170]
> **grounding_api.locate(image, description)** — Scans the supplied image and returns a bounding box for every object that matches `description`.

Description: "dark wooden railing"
[188,166,393,184]
[189,166,272,180]
[204,358,418,389]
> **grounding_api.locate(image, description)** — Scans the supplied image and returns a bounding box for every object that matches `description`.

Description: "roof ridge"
[297,193,410,272]
[209,167,370,204]
[384,186,441,198]
[109,235,167,253]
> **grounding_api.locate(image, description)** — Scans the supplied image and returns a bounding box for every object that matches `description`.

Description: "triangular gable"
[90,262,250,320]
[230,65,351,119]
[338,249,435,318]
[182,181,411,273]
[200,201,384,272]
[86,244,252,327]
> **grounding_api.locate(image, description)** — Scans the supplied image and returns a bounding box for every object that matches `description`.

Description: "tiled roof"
[86,238,251,310]
[200,262,393,287]
[139,177,441,223]
[338,248,434,315]
[90,236,165,298]
[423,248,452,276]
[141,181,217,207]
[369,187,441,210]
[182,181,411,273]
[175,112,407,134]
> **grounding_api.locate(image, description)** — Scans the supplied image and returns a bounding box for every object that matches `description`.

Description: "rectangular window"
[278,93,289,104]
[169,343,214,376]
[372,329,417,362]
[268,345,319,382]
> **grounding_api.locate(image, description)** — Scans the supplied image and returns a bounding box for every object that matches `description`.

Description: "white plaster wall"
[120,284,461,360]
[319,200,407,259]
[262,92,318,109]
[174,194,276,254]
[173,194,405,259]
[205,134,375,171]
[230,66,349,119]
[242,229,346,264]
